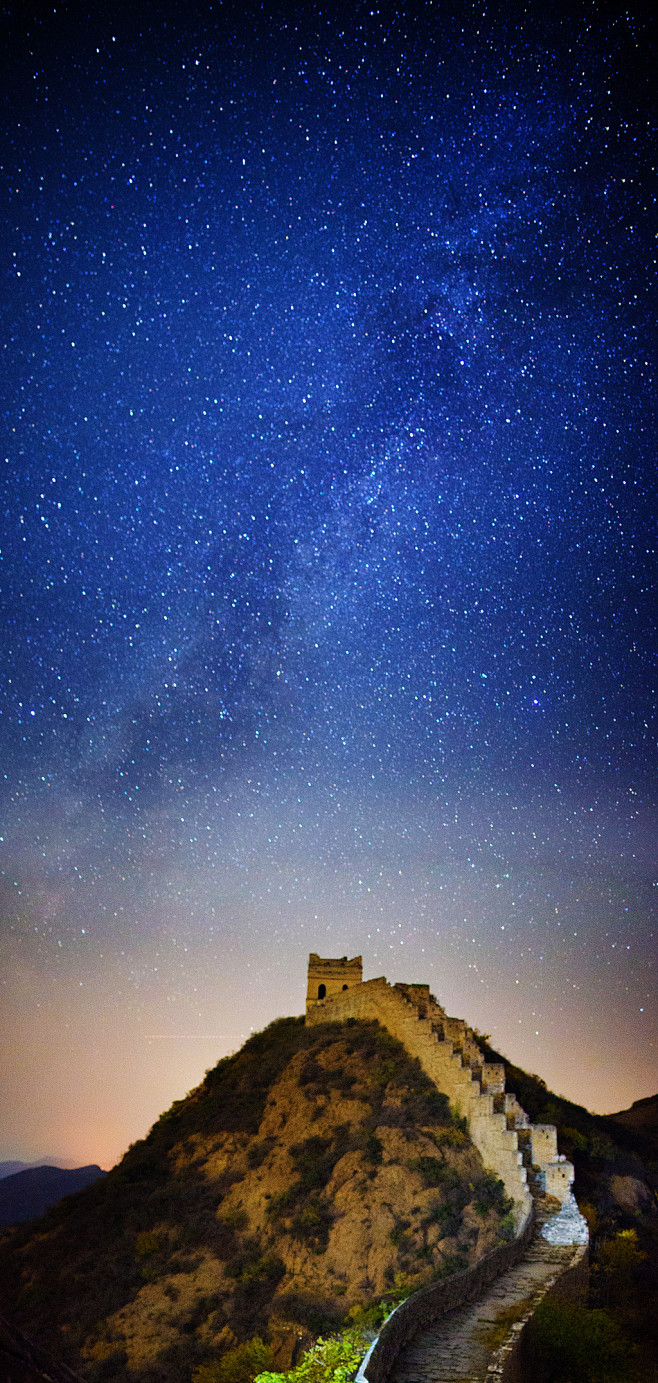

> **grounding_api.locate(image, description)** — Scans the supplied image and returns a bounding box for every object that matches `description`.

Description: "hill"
[0,1163,33,1181]
[0,1018,516,1383]
[0,1166,107,1229]
[606,1095,658,1157]
[0,1160,80,1180]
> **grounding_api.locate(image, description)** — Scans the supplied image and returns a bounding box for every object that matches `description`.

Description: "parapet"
[531,1124,559,1168]
[393,982,431,1016]
[482,1063,506,1094]
[306,953,363,1014]
[543,1158,575,1204]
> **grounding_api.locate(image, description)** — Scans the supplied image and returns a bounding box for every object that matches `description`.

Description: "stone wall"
[307,957,586,1383]
[544,1160,574,1202]
[530,1125,558,1166]
[306,975,532,1222]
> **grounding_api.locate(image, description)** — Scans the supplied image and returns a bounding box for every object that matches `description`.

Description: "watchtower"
[306,953,362,1015]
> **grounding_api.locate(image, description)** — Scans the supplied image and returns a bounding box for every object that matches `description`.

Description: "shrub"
[431,1203,463,1237]
[389,1218,411,1246]
[525,1298,630,1382]
[193,1338,272,1383]
[273,1292,346,1335]
[346,1300,392,1330]
[472,1172,512,1218]
[289,1197,334,1251]
[247,1140,276,1170]
[219,1208,249,1231]
[402,1088,452,1126]
[226,1247,284,1288]
[362,1132,383,1165]
[433,1126,469,1147]
[255,1328,367,1383]
[409,1156,448,1187]
[290,1137,335,1189]
[134,1231,161,1260]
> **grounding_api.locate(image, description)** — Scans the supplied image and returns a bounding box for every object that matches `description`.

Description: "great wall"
[305,954,589,1382]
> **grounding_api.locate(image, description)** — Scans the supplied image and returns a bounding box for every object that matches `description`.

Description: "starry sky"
[1,0,656,1170]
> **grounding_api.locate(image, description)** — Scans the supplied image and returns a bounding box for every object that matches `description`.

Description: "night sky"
[1,0,655,1170]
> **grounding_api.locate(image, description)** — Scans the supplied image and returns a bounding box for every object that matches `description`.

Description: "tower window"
[318,983,326,999]
[342,984,348,990]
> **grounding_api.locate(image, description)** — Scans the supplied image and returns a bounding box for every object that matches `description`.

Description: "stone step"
[388,1219,581,1383]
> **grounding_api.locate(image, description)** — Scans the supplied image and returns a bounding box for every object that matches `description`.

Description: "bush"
[346,1300,392,1330]
[134,1231,161,1259]
[525,1299,631,1382]
[193,1338,272,1383]
[290,1137,335,1189]
[273,1291,347,1335]
[430,1203,463,1237]
[255,1329,367,1383]
[247,1140,276,1170]
[472,1172,512,1218]
[289,1197,334,1251]
[433,1126,469,1147]
[409,1156,449,1187]
[266,1184,304,1220]
[362,1132,383,1165]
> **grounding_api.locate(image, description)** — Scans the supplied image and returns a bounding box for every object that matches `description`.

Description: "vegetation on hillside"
[0,1017,512,1383]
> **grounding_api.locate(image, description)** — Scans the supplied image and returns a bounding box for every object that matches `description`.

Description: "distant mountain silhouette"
[0,1163,30,1180]
[607,1092,658,1155]
[0,1158,80,1180]
[0,1165,106,1228]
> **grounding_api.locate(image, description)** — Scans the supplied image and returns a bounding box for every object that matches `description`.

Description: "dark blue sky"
[1,0,655,1166]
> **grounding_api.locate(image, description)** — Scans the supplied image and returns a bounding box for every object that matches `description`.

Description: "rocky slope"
[0,1017,514,1383]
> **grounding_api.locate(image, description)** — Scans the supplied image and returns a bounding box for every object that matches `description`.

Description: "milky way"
[1,1,655,1166]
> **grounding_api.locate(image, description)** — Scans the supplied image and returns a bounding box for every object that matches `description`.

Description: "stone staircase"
[306,973,574,1227]
[387,1198,587,1383]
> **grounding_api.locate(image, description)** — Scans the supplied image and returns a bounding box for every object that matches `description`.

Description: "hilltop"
[1,948,656,1383]
[0,1017,514,1383]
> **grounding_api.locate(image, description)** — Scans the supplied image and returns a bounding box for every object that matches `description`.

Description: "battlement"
[305,953,575,1220]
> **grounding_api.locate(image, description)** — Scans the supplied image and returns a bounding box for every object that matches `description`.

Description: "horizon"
[2,956,656,1171]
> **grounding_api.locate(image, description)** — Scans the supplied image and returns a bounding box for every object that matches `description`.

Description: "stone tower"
[306,953,362,1015]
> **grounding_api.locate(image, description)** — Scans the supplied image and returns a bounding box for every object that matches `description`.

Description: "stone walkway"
[390,1207,582,1383]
